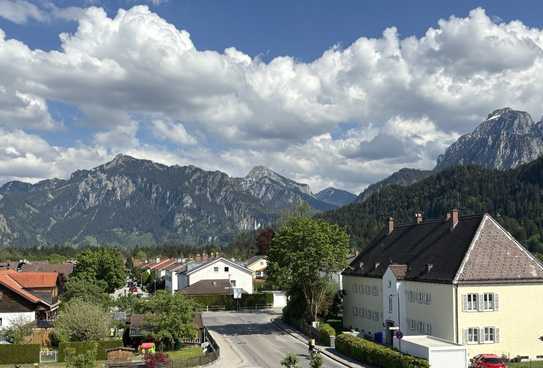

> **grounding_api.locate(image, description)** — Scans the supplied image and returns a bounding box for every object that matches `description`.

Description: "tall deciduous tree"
[135,291,197,350]
[268,216,349,322]
[55,299,112,342]
[72,248,127,293]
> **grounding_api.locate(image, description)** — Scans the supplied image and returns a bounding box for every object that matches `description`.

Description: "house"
[141,258,179,279]
[165,261,193,294]
[245,256,267,279]
[21,261,74,293]
[176,257,254,294]
[342,210,543,360]
[0,270,61,329]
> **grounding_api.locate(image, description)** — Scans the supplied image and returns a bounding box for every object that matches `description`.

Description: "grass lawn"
[166,346,203,360]
[508,362,543,368]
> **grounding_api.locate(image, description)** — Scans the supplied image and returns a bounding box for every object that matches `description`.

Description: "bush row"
[0,344,40,364]
[188,292,273,309]
[59,339,123,361]
[335,334,429,368]
[318,323,336,346]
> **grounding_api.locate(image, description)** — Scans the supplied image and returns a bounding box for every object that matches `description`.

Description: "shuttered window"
[464,293,478,311]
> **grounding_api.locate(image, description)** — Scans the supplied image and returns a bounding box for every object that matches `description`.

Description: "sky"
[1,0,543,194]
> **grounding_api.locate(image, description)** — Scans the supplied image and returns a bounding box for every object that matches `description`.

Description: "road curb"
[271,318,357,368]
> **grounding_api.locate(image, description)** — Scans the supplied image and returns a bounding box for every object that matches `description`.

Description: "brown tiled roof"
[345,214,484,283]
[6,270,59,288]
[455,215,543,283]
[345,213,543,284]
[179,279,233,295]
[21,262,74,276]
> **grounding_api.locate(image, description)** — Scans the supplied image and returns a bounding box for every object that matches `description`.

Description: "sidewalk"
[273,319,372,368]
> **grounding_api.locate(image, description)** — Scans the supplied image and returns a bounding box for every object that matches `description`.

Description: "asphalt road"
[203,310,346,368]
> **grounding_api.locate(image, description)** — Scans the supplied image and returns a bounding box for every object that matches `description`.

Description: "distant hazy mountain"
[435,108,543,171]
[315,187,357,207]
[0,155,335,247]
[358,168,433,203]
[358,108,543,202]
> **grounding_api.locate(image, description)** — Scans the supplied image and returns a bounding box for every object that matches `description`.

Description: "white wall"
[188,260,254,294]
[165,271,179,294]
[0,312,35,330]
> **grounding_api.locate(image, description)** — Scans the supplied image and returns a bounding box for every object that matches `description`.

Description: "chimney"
[450,209,459,230]
[155,257,160,263]
[387,217,395,235]
[425,263,434,273]
[202,252,208,261]
[415,212,423,224]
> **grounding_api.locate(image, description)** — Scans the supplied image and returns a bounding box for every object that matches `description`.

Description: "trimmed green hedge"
[188,292,273,309]
[0,344,40,364]
[318,323,336,346]
[335,334,429,368]
[59,340,123,362]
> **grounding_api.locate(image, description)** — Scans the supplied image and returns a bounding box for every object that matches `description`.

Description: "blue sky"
[1,0,543,192]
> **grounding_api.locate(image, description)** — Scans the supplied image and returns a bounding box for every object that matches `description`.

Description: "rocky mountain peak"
[246,165,277,180]
[436,108,543,171]
[315,187,357,207]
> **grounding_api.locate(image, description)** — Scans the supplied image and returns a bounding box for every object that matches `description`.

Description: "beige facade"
[457,283,543,359]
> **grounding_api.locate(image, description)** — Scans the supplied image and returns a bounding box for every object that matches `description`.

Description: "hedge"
[335,334,429,368]
[318,323,336,346]
[188,292,273,309]
[59,339,123,362]
[0,344,40,364]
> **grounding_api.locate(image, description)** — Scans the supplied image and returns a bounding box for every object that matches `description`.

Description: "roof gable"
[455,215,543,283]
[186,257,252,276]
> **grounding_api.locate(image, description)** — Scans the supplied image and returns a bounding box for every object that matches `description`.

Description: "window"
[0,318,2,327]
[372,286,378,296]
[467,327,479,344]
[224,266,229,272]
[483,327,497,343]
[466,293,478,311]
[388,295,393,313]
[213,266,219,272]
[230,280,236,287]
[482,293,495,311]
[388,280,392,288]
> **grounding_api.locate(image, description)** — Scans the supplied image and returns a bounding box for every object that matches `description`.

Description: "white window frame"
[466,293,478,311]
[467,327,479,344]
[483,327,496,344]
[482,293,495,311]
[213,266,219,272]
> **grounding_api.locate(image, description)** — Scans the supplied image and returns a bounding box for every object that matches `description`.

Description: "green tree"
[281,353,300,368]
[63,277,111,307]
[55,299,111,342]
[135,291,197,350]
[72,248,127,293]
[3,315,33,343]
[268,217,349,321]
[115,293,139,314]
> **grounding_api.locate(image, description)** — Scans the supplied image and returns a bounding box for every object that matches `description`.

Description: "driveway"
[203,310,347,368]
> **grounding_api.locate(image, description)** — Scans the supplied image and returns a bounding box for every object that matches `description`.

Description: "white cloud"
[151,119,196,145]
[0,0,46,24]
[2,6,543,192]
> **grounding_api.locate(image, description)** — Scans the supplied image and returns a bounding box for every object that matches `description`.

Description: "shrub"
[335,334,429,368]
[318,323,336,346]
[0,344,40,364]
[59,340,123,362]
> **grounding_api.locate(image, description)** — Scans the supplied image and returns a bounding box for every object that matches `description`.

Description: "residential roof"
[344,213,543,284]
[245,255,266,266]
[21,261,74,276]
[179,279,233,295]
[185,257,252,276]
[7,271,59,288]
[0,270,58,306]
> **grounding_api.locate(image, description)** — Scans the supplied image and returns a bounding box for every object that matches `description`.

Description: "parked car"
[470,354,506,368]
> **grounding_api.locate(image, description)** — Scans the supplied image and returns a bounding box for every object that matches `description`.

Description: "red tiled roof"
[7,271,59,288]
[0,272,42,304]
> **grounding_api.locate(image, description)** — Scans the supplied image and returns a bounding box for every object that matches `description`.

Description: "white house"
[177,257,254,294]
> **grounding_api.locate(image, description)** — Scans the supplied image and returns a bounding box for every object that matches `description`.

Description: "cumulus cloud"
[151,119,196,145]
[0,0,46,24]
[1,6,543,192]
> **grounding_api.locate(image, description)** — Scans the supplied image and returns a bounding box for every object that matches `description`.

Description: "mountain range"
[358,108,543,201]
[0,155,354,247]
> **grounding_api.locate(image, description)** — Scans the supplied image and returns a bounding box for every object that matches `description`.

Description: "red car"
[471,354,507,368]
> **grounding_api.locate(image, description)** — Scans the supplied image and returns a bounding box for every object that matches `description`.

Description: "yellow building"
[245,255,267,279]
[343,210,543,360]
